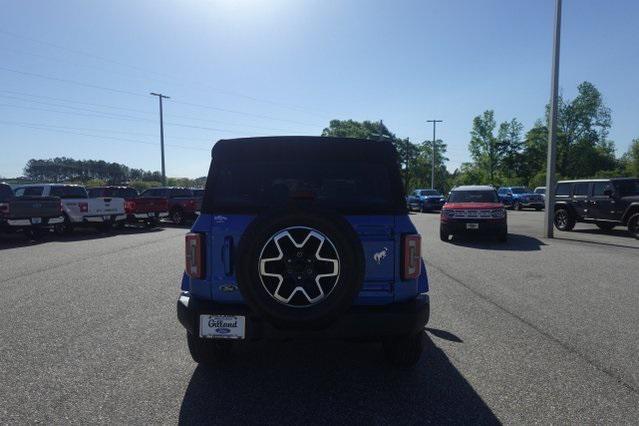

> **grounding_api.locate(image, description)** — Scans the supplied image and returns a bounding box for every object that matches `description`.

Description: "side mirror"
[603,187,614,197]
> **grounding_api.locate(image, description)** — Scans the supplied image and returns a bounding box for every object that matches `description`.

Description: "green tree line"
[20,157,205,190]
[323,81,638,193]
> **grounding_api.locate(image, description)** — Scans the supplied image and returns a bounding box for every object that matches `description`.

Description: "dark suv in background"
[553,178,639,239]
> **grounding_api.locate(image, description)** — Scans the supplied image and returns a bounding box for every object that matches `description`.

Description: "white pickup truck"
[13,184,126,234]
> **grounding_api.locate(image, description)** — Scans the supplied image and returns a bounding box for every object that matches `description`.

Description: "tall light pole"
[544,0,562,238]
[426,120,443,189]
[150,92,170,185]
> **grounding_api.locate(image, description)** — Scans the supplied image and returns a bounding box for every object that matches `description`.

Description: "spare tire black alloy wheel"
[259,227,340,308]
[236,210,365,328]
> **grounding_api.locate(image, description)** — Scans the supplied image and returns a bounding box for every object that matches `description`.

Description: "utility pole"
[377,119,385,141]
[426,120,443,189]
[150,92,170,185]
[544,0,562,238]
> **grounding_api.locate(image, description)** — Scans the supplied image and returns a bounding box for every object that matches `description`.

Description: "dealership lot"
[1,212,638,424]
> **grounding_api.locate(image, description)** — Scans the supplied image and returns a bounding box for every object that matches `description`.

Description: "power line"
[169,99,319,127]
[0,102,250,135]
[0,119,210,151]
[0,66,325,127]
[0,119,208,143]
[0,66,147,97]
[0,90,297,132]
[0,28,331,118]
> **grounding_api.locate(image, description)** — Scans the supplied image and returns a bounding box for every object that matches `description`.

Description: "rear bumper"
[128,212,169,221]
[441,219,506,234]
[520,201,544,208]
[2,216,64,228]
[177,292,430,340]
[71,214,127,224]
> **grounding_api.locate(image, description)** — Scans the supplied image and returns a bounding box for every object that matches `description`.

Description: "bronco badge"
[373,247,389,264]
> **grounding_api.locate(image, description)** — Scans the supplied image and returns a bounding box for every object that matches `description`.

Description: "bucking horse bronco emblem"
[373,247,389,264]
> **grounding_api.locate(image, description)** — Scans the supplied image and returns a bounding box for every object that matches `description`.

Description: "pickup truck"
[497,186,545,211]
[140,187,199,225]
[87,186,169,227]
[13,184,126,234]
[406,189,446,212]
[0,183,63,238]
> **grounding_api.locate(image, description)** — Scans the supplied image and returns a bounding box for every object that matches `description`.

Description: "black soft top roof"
[211,136,399,163]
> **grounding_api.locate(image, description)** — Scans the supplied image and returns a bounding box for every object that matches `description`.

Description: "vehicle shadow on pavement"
[448,233,544,252]
[0,226,165,250]
[178,335,498,425]
[554,236,639,251]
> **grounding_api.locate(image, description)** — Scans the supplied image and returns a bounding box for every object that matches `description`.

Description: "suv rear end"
[177,137,429,366]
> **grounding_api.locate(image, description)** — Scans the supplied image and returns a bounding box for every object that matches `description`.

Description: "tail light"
[185,233,204,279]
[79,202,88,213]
[125,200,136,214]
[0,202,9,216]
[402,234,422,280]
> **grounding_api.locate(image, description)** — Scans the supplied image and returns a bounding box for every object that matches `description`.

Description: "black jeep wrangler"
[553,178,639,239]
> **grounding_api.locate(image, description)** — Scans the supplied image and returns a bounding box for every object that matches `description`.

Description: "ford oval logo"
[216,328,231,334]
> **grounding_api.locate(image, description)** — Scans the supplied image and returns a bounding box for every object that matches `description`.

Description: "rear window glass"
[210,161,393,211]
[449,190,498,203]
[419,190,440,196]
[50,186,88,199]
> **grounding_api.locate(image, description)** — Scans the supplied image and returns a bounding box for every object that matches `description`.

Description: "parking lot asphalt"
[1,213,638,424]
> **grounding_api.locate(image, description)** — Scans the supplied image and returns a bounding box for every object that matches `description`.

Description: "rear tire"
[535,206,543,211]
[54,215,74,236]
[186,333,235,364]
[171,208,185,226]
[383,331,424,368]
[439,225,449,242]
[554,208,575,231]
[514,201,522,211]
[24,227,45,240]
[627,213,639,240]
[596,222,616,232]
[98,221,113,233]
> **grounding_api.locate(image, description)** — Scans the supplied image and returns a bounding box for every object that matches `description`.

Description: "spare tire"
[236,208,365,329]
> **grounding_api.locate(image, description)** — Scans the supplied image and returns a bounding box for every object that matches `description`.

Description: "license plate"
[148,212,155,218]
[31,217,42,224]
[199,315,245,339]
[103,215,110,221]
[466,223,479,229]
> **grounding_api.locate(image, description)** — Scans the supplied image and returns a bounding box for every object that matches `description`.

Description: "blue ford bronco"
[177,136,429,366]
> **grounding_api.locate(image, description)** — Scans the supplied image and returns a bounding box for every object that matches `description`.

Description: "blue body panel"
[182,212,428,306]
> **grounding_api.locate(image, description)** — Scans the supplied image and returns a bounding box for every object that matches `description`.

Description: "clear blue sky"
[1,0,638,179]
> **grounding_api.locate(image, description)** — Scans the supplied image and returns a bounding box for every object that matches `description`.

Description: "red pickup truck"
[87,186,169,227]
[139,187,199,225]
